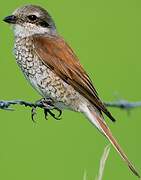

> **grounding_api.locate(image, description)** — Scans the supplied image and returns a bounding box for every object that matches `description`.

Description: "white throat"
[13,23,52,38]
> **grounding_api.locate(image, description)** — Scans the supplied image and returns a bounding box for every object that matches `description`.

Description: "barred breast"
[14,37,82,111]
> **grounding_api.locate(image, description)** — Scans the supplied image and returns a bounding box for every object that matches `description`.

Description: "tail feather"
[85,106,140,178]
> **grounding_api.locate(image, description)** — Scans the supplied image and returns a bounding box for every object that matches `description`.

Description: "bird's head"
[3,4,57,38]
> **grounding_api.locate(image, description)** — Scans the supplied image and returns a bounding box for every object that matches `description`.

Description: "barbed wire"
[0,99,140,121]
[0,99,141,110]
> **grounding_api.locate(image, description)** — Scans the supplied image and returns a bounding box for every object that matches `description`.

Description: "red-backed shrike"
[3,5,140,178]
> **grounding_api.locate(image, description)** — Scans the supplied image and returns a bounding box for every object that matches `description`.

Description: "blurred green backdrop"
[0,0,141,179]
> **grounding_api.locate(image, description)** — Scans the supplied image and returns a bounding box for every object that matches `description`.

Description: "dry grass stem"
[95,144,111,180]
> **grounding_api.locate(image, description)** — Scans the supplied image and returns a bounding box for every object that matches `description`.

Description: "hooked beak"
[3,15,17,24]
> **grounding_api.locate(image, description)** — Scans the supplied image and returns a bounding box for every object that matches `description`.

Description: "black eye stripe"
[39,20,50,27]
[27,15,50,28]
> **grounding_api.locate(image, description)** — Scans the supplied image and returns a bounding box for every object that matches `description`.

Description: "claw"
[55,108,62,118]
[48,109,61,120]
[43,107,62,120]
[44,109,48,120]
[31,106,37,123]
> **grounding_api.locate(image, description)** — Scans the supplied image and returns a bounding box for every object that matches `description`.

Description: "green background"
[0,0,141,179]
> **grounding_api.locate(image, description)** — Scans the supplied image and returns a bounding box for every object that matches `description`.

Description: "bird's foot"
[41,98,62,120]
[44,107,62,120]
[31,98,62,122]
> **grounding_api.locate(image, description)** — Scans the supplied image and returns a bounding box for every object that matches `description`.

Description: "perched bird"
[3,4,140,178]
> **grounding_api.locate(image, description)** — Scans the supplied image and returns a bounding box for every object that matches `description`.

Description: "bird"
[3,4,140,178]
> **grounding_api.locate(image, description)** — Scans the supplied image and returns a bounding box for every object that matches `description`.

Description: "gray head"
[3,5,57,37]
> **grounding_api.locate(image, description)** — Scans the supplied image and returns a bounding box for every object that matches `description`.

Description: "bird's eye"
[27,15,37,21]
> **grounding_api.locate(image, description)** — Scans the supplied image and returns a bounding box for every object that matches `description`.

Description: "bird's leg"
[41,98,62,120]
[31,98,62,121]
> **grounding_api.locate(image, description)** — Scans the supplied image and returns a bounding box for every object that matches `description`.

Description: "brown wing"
[33,35,115,122]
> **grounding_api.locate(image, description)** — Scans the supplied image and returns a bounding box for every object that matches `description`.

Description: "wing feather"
[33,35,116,122]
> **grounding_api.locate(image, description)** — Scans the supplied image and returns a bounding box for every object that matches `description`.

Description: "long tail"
[83,105,140,178]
